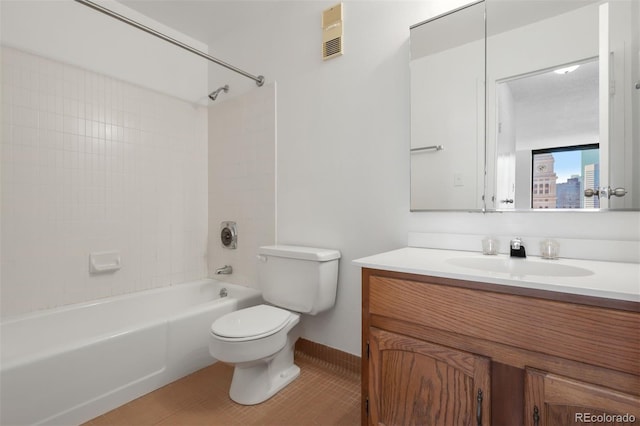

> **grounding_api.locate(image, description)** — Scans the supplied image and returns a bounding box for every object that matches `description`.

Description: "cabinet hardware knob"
[476,389,483,426]
[609,187,627,198]
[584,188,599,197]
[533,405,540,426]
[585,187,627,199]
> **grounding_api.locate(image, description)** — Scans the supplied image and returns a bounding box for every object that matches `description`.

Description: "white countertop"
[353,247,640,302]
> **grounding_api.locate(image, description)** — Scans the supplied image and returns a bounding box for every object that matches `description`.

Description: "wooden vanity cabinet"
[524,368,640,426]
[361,268,640,426]
[368,327,490,425]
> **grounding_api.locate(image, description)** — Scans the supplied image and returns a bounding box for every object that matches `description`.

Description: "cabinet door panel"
[525,368,640,426]
[369,327,490,426]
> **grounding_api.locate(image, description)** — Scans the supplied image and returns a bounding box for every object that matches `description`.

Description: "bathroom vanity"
[355,248,639,426]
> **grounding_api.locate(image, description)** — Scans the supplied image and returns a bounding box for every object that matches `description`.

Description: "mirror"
[410,1,485,211]
[493,59,600,209]
[410,0,640,211]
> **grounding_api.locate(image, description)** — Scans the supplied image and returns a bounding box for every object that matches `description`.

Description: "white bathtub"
[0,278,262,425]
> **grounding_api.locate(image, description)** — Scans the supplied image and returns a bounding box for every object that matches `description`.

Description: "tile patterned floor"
[85,352,361,426]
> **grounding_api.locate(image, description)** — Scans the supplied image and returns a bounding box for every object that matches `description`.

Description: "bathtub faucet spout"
[215,265,233,275]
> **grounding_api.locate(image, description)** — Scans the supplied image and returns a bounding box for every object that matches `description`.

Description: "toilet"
[209,245,341,405]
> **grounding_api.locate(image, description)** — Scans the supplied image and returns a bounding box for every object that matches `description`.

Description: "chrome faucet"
[215,265,233,275]
[510,237,526,258]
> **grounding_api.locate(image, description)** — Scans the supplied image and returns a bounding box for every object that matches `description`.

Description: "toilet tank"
[257,245,341,315]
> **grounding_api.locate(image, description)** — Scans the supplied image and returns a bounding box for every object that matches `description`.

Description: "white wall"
[410,39,485,210]
[205,0,639,357]
[0,2,209,316]
[203,1,449,356]
[0,0,208,104]
[207,84,276,288]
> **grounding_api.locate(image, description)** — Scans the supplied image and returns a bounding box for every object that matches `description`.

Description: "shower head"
[208,84,229,101]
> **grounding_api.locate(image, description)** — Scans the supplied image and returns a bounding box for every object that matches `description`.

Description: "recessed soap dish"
[89,251,121,274]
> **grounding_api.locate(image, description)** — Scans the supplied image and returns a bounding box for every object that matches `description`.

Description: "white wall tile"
[207,84,276,290]
[0,46,208,317]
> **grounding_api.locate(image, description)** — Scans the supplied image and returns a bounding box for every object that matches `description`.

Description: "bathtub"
[0,279,262,425]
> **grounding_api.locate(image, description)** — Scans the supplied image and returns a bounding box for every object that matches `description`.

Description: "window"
[531,144,599,209]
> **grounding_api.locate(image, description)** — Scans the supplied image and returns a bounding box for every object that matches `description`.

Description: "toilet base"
[230,363,300,405]
[228,343,300,405]
[211,310,302,406]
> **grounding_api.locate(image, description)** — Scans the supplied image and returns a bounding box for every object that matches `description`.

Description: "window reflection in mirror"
[531,144,600,209]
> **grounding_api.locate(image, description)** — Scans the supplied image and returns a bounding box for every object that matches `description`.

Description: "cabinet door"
[368,327,490,426]
[525,368,640,426]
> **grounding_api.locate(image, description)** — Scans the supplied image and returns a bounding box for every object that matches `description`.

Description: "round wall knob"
[221,228,233,245]
[220,221,237,249]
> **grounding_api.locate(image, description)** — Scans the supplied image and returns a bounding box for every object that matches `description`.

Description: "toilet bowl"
[208,245,340,405]
[209,305,301,405]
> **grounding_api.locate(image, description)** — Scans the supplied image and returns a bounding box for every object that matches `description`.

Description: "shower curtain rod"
[74,0,265,87]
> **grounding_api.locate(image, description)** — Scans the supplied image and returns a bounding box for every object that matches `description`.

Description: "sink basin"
[446,257,594,277]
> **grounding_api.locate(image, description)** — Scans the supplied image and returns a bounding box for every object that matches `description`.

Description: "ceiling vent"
[322,3,343,60]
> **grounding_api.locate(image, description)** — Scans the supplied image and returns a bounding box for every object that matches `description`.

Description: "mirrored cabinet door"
[410,1,486,211]
[484,0,639,211]
[409,0,639,212]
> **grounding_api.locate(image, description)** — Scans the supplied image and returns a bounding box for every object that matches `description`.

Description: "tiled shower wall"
[207,84,276,289]
[1,47,208,317]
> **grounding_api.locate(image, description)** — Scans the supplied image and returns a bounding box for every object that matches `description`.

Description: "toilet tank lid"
[259,245,341,261]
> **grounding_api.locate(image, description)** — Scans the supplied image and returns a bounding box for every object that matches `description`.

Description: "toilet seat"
[211,305,294,342]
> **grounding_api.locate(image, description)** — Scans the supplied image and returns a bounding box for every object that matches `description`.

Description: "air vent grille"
[324,37,342,59]
[322,3,343,60]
